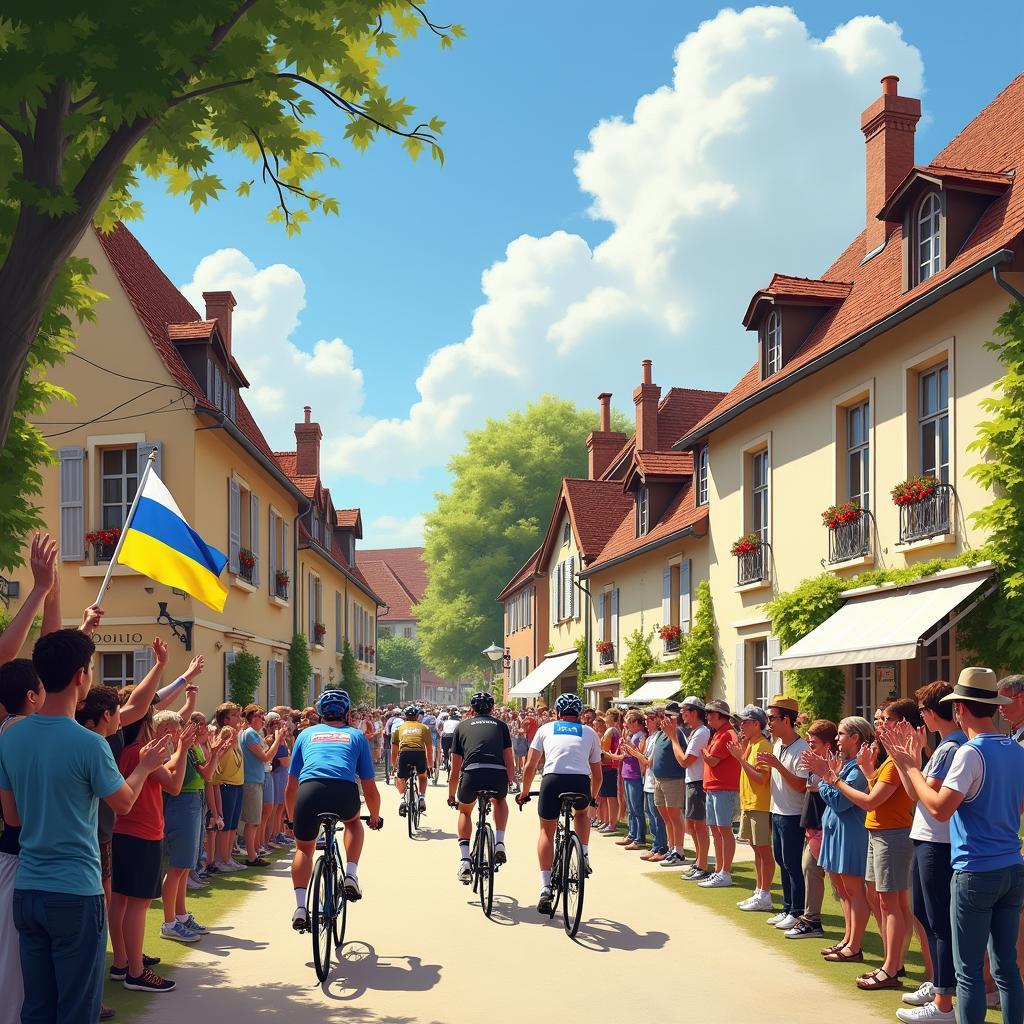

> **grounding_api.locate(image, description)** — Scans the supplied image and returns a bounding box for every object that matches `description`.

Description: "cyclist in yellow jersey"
[392,706,433,817]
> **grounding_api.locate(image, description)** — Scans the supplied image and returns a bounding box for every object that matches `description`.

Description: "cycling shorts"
[456,766,509,805]
[397,750,428,778]
[538,773,592,821]
[293,779,361,842]
[441,734,454,752]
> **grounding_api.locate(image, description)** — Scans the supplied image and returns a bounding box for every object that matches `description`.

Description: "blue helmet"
[555,693,584,717]
[315,689,351,720]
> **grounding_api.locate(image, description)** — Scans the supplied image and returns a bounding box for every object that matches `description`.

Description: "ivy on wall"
[227,650,261,708]
[671,578,717,702]
[619,627,657,696]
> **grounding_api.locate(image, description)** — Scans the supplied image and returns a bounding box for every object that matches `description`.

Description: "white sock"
[345,861,358,880]
[540,870,551,888]
[459,841,470,860]
[294,887,307,909]
[176,914,189,923]
[582,845,589,857]
[495,830,505,845]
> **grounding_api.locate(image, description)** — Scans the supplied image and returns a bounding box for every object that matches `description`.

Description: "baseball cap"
[767,695,799,714]
[265,711,281,724]
[680,696,704,711]
[734,704,768,728]
[705,698,731,716]
[662,700,681,714]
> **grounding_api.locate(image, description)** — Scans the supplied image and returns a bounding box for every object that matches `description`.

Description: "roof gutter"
[579,520,706,578]
[675,248,1016,449]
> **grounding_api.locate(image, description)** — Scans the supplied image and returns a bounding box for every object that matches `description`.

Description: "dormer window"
[636,486,650,537]
[562,521,571,543]
[764,311,782,377]
[697,446,709,506]
[917,192,941,283]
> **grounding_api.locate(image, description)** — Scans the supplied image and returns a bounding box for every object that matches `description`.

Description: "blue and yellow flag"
[118,471,229,612]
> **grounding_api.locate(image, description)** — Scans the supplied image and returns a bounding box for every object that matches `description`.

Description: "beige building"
[6,224,382,714]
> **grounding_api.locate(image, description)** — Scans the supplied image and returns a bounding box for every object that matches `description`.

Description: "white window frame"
[100,652,134,686]
[100,447,139,531]
[751,449,769,545]
[847,399,871,509]
[917,192,942,284]
[764,310,782,377]
[697,446,709,506]
[919,362,950,484]
[751,638,771,711]
[636,486,650,537]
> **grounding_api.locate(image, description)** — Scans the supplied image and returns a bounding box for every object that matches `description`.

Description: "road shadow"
[411,825,457,841]
[320,941,442,999]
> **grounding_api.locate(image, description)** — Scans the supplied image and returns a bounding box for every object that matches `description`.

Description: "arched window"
[917,192,941,283]
[764,311,782,377]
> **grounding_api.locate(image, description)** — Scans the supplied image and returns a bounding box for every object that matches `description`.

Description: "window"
[917,192,941,283]
[751,450,769,543]
[562,521,571,543]
[852,663,872,720]
[101,448,138,530]
[311,508,321,545]
[764,311,782,377]
[847,400,871,508]
[919,363,949,483]
[669,564,681,629]
[101,653,134,687]
[752,639,771,711]
[923,617,952,683]
[403,626,414,639]
[636,486,650,537]
[697,446,709,506]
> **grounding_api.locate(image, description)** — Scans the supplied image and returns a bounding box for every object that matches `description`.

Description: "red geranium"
[275,570,290,586]
[731,533,761,557]
[239,547,256,569]
[85,527,121,547]
[314,622,326,642]
[821,500,863,530]
[891,475,939,507]
[596,640,614,655]
[659,625,682,641]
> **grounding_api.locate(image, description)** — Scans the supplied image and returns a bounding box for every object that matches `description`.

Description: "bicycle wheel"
[310,856,332,982]
[478,823,495,918]
[407,786,417,837]
[562,833,586,937]
[331,856,347,949]
[431,755,440,785]
[548,830,564,918]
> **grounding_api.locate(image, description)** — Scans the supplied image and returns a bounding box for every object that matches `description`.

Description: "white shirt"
[770,736,809,816]
[643,735,658,794]
[442,718,459,737]
[530,720,602,777]
[910,733,965,843]
[942,743,987,802]
[684,725,710,783]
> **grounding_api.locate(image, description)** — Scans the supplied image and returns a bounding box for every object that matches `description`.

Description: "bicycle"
[449,788,502,917]
[431,745,441,786]
[299,811,384,982]
[519,790,594,938]
[400,761,423,837]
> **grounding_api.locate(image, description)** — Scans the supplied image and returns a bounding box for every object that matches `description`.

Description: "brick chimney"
[861,75,921,256]
[586,392,628,479]
[632,359,661,452]
[295,405,322,477]
[203,291,237,355]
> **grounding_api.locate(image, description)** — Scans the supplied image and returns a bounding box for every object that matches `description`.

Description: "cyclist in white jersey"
[516,693,602,913]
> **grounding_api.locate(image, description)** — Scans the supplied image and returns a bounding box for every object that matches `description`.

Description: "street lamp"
[481,642,510,698]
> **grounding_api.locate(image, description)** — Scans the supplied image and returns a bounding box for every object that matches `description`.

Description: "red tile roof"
[356,547,429,621]
[96,223,273,458]
[742,274,853,328]
[877,163,1014,221]
[559,479,636,564]
[682,72,1024,446]
[496,546,543,601]
[634,451,694,476]
[166,320,217,340]
[336,509,363,536]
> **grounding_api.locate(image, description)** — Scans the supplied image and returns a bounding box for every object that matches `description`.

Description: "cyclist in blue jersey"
[422,708,439,770]
[284,690,381,931]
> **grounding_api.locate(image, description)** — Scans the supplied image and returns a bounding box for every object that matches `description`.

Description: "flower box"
[821,500,863,530]
[314,623,326,644]
[275,571,290,586]
[730,533,761,557]
[891,475,939,507]
[596,640,614,655]
[86,527,121,561]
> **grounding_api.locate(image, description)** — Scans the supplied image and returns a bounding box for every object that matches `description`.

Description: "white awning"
[507,650,577,698]
[624,676,682,703]
[772,571,993,670]
[584,677,621,689]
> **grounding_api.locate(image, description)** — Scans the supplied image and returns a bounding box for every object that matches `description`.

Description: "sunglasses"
[766,714,783,721]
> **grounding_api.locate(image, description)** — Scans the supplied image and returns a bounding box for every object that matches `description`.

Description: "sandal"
[820,943,845,956]
[857,968,902,991]
[823,947,863,963]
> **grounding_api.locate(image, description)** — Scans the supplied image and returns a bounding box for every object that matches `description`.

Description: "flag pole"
[94,451,158,607]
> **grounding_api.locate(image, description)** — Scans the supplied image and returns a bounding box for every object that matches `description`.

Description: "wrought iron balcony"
[274,578,289,600]
[736,544,769,586]
[598,644,615,666]
[899,485,953,545]
[827,513,872,564]
[663,635,681,654]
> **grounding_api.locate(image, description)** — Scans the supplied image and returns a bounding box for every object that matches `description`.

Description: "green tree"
[340,641,366,705]
[376,633,421,686]
[416,395,630,680]
[227,649,261,707]
[620,627,656,697]
[287,633,312,708]
[0,4,462,558]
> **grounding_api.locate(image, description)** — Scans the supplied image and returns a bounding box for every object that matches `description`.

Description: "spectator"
[998,673,1024,745]
[210,704,244,872]
[0,629,164,1022]
[656,700,699,871]
[263,712,292,848]
[635,710,668,862]
[757,696,810,932]
[728,704,774,912]
[883,668,1024,1023]
[239,705,277,867]
[677,696,712,879]
[699,699,740,889]
[616,711,647,850]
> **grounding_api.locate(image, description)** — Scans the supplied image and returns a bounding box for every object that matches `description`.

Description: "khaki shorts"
[653,776,685,809]
[740,809,771,847]
[865,827,913,892]
[240,781,264,826]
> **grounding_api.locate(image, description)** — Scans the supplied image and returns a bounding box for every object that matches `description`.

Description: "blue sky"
[130,2,1024,548]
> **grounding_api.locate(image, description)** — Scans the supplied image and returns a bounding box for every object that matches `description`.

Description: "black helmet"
[404,705,419,717]
[470,691,495,713]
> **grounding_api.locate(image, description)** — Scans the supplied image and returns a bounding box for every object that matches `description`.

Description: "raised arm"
[0,534,57,663]
[120,638,168,726]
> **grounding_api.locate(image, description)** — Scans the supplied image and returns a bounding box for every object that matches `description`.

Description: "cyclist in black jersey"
[447,692,514,882]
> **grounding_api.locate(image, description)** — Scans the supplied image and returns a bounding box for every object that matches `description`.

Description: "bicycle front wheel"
[548,831,564,918]
[478,823,495,918]
[407,787,417,837]
[562,833,586,937]
[331,857,347,949]
[310,856,332,982]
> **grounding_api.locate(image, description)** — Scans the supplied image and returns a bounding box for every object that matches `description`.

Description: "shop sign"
[93,632,144,647]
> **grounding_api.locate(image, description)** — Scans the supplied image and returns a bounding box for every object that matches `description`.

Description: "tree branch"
[166,77,256,109]
[0,117,28,151]
[406,1,453,36]
[208,0,260,54]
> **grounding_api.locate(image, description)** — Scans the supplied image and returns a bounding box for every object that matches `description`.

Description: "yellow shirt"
[212,742,243,786]
[740,737,772,812]
[395,721,431,752]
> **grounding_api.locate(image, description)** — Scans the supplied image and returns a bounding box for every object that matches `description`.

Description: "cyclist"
[381,707,401,769]
[447,692,515,882]
[422,706,439,771]
[284,689,381,931]
[392,705,433,816]
[440,709,460,773]
[516,692,602,914]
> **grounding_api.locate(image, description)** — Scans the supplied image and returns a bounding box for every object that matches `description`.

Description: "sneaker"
[205,863,220,874]
[186,875,207,891]
[457,859,473,884]
[275,833,294,845]
[99,1004,115,1021]
[537,886,553,915]
[785,919,825,940]
[418,796,426,812]
[291,907,308,932]
[143,953,160,967]
[895,1005,955,1023]
[658,851,683,868]
[227,859,247,870]
[109,964,128,981]
[160,921,200,943]
[183,914,209,935]
[698,871,733,888]
[494,842,507,865]
[399,802,407,817]
[684,867,712,882]
[213,861,237,873]
[766,912,788,926]
[244,857,270,868]
[123,969,175,993]
[343,874,362,901]
[902,983,936,1007]
[737,893,757,908]
[774,913,801,930]
[740,892,775,913]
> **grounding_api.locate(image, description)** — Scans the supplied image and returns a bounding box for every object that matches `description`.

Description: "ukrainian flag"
[118,471,230,612]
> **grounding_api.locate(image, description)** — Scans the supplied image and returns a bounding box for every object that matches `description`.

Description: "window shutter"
[505,601,510,635]
[309,575,316,640]
[137,440,163,482]
[336,592,342,651]
[662,565,672,624]
[268,510,277,594]
[768,636,783,697]
[282,659,290,705]
[228,387,237,422]
[267,660,278,707]
[249,492,260,586]
[569,556,578,619]
[679,559,692,634]
[133,646,156,684]
[611,588,619,651]
[526,588,532,628]
[228,479,241,573]
[734,642,746,713]
[551,564,559,623]
[214,365,223,410]
[58,446,86,561]
[224,651,237,702]
[207,359,214,402]
[596,592,605,643]
[280,518,289,594]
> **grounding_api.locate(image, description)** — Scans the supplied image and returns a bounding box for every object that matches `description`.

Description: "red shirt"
[703,726,741,792]
[113,742,165,841]
[523,717,539,743]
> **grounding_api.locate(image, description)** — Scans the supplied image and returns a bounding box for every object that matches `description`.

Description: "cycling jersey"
[395,721,431,751]
[441,718,459,737]
[529,721,602,776]
[288,725,374,784]
[453,715,511,771]
[422,714,438,735]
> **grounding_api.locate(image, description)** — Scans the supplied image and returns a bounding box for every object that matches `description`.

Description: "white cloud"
[326,7,923,482]
[180,249,370,451]
[363,513,426,548]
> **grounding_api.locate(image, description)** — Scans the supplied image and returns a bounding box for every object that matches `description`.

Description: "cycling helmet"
[450,710,462,720]
[404,704,419,717]
[470,691,495,713]
[555,693,585,717]
[315,689,351,719]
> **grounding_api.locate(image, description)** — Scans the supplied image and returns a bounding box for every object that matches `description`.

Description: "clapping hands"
[30,533,58,594]
[876,719,923,769]
[856,741,878,777]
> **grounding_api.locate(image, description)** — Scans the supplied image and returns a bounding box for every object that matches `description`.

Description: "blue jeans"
[951,863,1024,1024]
[644,791,667,853]
[771,813,805,917]
[623,778,645,843]
[13,889,106,1023]
[912,840,955,996]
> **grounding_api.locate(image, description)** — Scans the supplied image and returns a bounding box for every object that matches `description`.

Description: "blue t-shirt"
[289,725,374,784]
[422,714,437,735]
[0,715,124,896]
[651,728,687,780]
[240,727,266,783]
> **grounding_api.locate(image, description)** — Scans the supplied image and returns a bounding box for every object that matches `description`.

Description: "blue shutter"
[662,565,672,624]
[267,660,278,707]
[228,479,241,573]
[679,559,692,634]
[249,492,260,587]
[596,592,605,643]
[224,651,237,702]
[268,509,277,595]
[611,589,619,652]
[134,646,155,684]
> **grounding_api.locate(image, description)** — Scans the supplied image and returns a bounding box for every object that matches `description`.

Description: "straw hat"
[940,667,1010,705]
